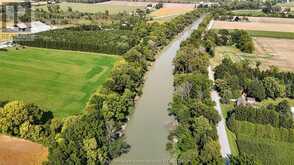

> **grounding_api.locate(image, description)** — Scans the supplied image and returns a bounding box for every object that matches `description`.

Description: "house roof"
[30,21,51,33]
[16,23,27,29]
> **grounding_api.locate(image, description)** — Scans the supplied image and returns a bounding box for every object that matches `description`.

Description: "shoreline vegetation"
[167,12,225,164]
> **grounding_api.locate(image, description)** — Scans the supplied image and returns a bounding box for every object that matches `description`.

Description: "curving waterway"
[113,16,205,165]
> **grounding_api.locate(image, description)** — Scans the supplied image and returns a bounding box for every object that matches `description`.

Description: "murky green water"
[113,16,204,165]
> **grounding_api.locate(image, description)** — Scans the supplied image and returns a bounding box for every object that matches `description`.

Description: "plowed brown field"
[212,17,294,33]
[0,135,47,165]
[254,37,294,71]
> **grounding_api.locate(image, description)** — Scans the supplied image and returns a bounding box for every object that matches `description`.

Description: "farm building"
[236,94,256,106]
[6,21,52,34]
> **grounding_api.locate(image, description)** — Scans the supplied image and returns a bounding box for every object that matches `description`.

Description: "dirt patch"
[150,3,194,18]
[212,17,294,33]
[0,135,48,165]
[254,37,294,71]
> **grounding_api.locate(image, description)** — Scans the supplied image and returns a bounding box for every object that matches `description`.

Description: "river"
[113,16,205,165]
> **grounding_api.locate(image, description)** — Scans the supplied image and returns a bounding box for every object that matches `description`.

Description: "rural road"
[208,66,232,158]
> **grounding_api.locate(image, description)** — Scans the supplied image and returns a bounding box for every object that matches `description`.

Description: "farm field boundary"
[247,30,294,39]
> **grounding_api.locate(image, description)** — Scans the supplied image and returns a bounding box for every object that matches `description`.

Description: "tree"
[200,140,223,164]
[48,111,126,164]
[174,47,209,74]
[275,100,290,114]
[194,116,212,136]
[247,80,266,101]
[263,77,286,98]
[155,2,163,9]
[0,101,53,138]
[230,153,262,165]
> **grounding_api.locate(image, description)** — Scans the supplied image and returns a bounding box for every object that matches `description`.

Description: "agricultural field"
[150,3,194,22]
[0,47,119,117]
[231,120,294,165]
[212,17,294,32]
[211,17,294,71]
[212,41,294,71]
[237,136,294,165]
[0,135,47,165]
[34,1,145,14]
[254,37,294,71]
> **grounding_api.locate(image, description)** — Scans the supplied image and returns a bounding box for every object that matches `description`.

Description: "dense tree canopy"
[214,58,294,102]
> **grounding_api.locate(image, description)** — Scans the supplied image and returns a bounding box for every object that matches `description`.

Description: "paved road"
[208,66,232,158]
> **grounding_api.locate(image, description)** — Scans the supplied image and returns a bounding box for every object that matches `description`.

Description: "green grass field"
[0,47,119,117]
[232,9,264,16]
[230,119,294,164]
[247,30,294,39]
[34,2,144,14]
[237,133,294,165]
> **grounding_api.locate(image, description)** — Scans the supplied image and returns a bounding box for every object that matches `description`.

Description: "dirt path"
[208,66,231,158]
[0,135,48,165]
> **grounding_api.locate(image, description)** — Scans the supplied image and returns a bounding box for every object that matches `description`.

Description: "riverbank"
[113,16,205,165]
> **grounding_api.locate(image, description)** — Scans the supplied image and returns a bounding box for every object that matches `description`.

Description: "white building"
[7,21,52,34]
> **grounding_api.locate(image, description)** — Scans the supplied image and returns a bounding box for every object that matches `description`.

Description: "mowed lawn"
[0,47,119,117]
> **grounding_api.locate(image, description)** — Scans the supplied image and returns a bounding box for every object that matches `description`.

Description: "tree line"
[227,100,293,129]
[168,14,224,164]
[18,28,138,55]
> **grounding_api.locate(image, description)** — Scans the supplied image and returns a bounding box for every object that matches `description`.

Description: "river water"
[113,16,205,165]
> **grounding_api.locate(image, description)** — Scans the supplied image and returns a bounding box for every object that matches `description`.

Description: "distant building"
[232,16,241,22]
[236,93,256,106]
[16,23,29,32]
[7,21,52,34]
[196,2,219,8]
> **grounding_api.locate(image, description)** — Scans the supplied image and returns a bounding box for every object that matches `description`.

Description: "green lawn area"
[232,9,264,16]
[211,46,258,67]
[247,30,294,39]
[34,2,144,14]
[0,47,119,117]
